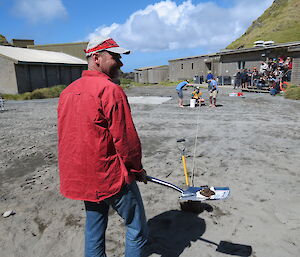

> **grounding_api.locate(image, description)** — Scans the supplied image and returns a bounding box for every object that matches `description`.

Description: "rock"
[2,210,15,218]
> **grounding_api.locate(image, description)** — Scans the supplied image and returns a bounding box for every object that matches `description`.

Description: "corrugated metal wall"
[15,63,86,93]
[291,56,300,85]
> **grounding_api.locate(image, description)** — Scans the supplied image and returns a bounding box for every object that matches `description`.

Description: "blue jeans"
[84,181,148,257]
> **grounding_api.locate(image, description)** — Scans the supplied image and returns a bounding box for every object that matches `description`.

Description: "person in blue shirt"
[206,71,214,82]
[209,78,219,107]
[176,80,191,107]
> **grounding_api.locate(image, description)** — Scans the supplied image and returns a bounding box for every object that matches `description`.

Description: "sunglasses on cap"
[93,50,122,60]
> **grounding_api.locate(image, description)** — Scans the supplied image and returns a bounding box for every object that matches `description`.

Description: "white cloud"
[12,0,67,23]
[87,0,273,52]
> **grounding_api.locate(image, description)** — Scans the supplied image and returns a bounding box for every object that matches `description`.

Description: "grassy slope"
[0,34,8,45]
[227,0,300,49]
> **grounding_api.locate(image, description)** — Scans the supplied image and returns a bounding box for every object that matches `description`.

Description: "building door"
[205,62,212,71]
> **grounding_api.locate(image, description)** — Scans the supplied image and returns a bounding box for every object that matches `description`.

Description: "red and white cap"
[84,37,130,56]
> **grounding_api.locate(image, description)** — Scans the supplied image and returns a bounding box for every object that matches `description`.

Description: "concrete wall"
[168,56,220,82]
[169,58,197,81]
[0,56,18,94]
[28,42,88,60]
[134,72,139,83]
[220,51,264,77]
[135,66,169,83]
[134,70,148,83]
[148,67,168,83]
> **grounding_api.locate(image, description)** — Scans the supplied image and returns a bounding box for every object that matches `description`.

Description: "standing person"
[57,37,148,257]
[176,80,191,107]
[234,69,241,89]
[0,96,4,111]
[209,77,219,108]
[206,71,214,83]
[240,69,247,89]
[251,67,259,88]
[259,61,268,75]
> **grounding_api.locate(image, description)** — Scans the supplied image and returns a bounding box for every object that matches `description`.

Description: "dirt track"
[0,85,299,257]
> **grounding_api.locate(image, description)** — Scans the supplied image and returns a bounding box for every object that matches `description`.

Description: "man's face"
[94,51,123,79]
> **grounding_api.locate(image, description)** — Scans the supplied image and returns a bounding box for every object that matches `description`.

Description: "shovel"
[146,176,230,201]
[200,238,252,256]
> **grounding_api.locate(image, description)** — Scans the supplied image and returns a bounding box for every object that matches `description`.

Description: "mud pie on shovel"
[197,187,216,198]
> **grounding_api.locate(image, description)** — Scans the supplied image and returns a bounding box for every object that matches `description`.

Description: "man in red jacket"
[57,37,148,257]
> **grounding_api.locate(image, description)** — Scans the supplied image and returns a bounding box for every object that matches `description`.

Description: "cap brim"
[106,47,130,55]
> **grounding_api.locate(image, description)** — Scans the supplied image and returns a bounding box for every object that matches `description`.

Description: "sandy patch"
[0,85,299,257]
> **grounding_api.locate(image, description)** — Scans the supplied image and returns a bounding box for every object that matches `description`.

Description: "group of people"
[234,57,293,95]
[176,74,219,108]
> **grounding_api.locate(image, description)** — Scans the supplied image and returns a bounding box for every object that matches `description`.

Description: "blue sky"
[0,0,273,72]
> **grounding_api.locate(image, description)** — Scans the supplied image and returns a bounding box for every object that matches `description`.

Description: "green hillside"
[227,0,300,49]
[0,34,8,45]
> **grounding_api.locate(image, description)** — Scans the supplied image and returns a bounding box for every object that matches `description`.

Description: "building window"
[238,61,245,69]
[181,63,183,69]
[192,63,194,70]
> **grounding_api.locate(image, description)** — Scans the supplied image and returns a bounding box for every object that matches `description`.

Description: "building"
[12,39,35,48]
[134,65,169,83]
[28,42,88,61]
[217,41,300,85]
[168,54,219,82]
[168,41,300,85]
[0,45,87,94]
[288,45,300,85]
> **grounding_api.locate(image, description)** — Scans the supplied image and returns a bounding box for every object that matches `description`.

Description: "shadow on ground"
[144,210,206,257]
[144,206,252,257]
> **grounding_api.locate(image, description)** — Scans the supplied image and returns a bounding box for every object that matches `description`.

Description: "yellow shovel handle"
[181,155,189,186]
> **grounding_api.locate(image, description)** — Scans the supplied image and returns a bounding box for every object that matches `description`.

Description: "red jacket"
[57,70,143,202]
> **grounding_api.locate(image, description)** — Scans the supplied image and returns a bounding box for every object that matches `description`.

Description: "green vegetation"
[284,84,300,100]
[2,85,67,100]
[120,78,133,84]
[2,81,181,101]
[159,80,183,87]
[0,34,8,45]
[227,0,300,49]
[120,79,181,89]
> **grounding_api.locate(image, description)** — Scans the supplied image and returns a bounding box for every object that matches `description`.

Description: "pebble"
[2,210,15,218]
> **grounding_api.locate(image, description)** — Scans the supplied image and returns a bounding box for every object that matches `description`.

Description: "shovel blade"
[217,241,252,256]
[180,186,230,201]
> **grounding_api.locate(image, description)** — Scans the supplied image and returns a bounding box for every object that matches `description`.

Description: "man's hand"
[135,169,148,184]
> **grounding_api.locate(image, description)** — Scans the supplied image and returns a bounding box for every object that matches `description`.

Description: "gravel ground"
[0,85,299,257]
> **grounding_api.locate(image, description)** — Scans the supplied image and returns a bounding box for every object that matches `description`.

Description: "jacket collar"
[82,70,111,80]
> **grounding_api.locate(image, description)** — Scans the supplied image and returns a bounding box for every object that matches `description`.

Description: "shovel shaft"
[181,155,189,186]
[146,176,183,193]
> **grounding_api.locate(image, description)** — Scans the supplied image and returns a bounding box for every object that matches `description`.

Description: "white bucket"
[190,99,196,108]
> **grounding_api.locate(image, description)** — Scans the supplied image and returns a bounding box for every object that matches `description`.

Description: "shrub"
[120,78,133,84]
[1,85,67,100]
[284,84,300,100]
